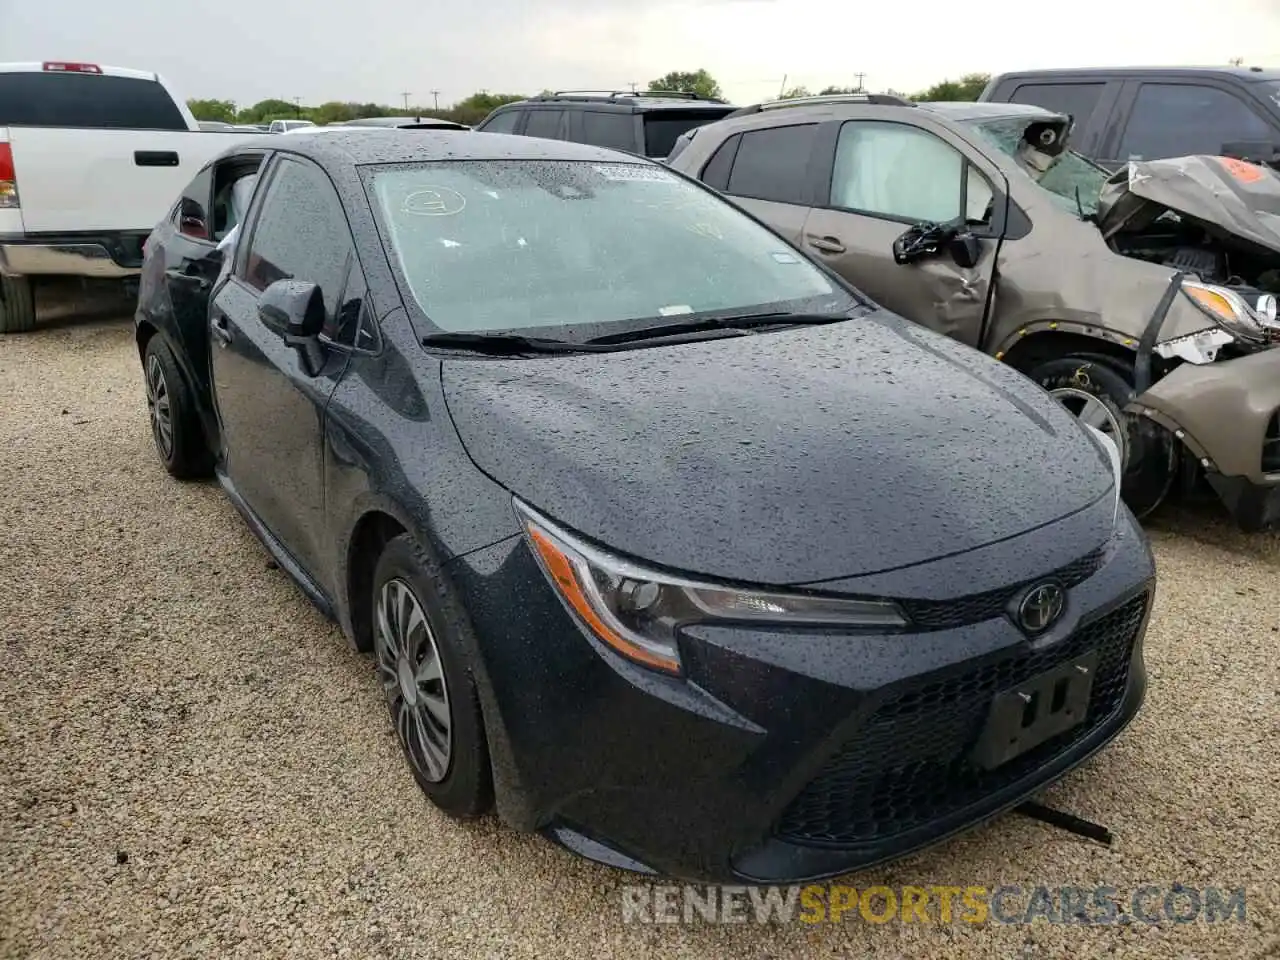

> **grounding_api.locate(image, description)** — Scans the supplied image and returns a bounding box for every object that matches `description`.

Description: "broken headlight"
[1181,280,1272,341]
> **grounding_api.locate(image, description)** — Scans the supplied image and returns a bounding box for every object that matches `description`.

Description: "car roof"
[263,129,654,167]
[507,91,734,111]
[991,65,1280,83]
[915,101,1058,122]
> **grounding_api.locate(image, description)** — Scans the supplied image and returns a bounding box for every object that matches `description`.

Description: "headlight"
[515,500,907,675]
[1180,280,1268,341]
[1083,424,1123,525]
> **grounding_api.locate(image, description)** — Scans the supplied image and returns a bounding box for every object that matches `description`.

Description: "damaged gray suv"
[667,95,1280,529]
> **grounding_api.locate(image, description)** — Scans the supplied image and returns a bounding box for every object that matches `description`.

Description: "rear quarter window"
[0,72,187,130]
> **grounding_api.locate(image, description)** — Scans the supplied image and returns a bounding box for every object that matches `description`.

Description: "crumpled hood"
[1097,155,1280,257]
[442,315,1114,585]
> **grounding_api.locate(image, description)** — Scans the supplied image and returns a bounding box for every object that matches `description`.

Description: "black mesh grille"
[775,593,1148,848]
[1263,411,1280,474]
[899,544,1108,630]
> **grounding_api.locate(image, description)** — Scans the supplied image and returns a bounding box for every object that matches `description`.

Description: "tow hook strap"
[1134,271,1187,394]
[1015,800,1113,846]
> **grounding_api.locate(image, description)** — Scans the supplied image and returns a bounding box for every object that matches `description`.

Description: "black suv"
[473,90,739,159]
[979,66,1280,170]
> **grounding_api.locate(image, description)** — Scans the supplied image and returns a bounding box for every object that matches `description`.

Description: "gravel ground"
[2,291,1278,959]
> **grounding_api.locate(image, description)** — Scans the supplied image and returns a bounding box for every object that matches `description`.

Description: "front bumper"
[0,232,149,279]
[450,505,1156,884]
[1129,346,1280,529]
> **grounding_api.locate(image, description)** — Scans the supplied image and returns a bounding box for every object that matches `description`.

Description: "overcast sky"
[2,0,1279,108]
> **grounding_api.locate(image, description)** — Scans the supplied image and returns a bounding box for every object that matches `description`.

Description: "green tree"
[446,92,526,125]
[186,98,237,123]
[312,101,360,125]
[239,98,304,123]
[779,86,812,100]
[648,69,723,99]
[910,72,991,102]
[818,85,859,95]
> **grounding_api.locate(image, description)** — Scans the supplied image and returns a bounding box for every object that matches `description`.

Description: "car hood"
[442,315,1115,585]
[1097,155,1280,257]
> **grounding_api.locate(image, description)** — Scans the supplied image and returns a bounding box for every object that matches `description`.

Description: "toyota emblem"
[1018,583,1065,634]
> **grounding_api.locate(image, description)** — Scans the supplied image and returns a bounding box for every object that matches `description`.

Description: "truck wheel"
[1028,355,1178,519]
[143,335,213,480]
[0,275,36,333]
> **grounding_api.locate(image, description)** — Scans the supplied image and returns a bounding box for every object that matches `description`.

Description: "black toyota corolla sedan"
[134,130,1155,883]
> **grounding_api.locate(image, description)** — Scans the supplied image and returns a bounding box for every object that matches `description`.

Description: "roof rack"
[728,92,915,117]
[531,89,727,103]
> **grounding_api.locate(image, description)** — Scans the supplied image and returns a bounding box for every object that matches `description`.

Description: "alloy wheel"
[1047,386,1129,468]
[145,354,173,460]
[375,578,453,782]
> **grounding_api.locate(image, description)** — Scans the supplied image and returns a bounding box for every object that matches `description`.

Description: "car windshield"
[367,159,852,337]
[966,117,1110,219]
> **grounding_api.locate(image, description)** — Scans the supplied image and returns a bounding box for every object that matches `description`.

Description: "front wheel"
[371,534,493,818]
[1029,355,1178,519]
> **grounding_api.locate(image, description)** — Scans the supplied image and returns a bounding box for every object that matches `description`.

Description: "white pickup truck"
[0,61,269,332]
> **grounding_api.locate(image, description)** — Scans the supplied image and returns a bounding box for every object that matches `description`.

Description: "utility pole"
[400,91,411,110]
[430,90,440,110]
[628,81,637,93]
[854,72,866,92]
[292,96,301,117]
[778,74,787,98]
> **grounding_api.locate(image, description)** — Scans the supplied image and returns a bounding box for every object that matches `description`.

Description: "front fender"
[1128,348,1280,482]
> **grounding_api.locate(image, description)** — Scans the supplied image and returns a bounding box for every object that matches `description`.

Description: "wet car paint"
[135,130,1155,883]
[666,101,1280,526]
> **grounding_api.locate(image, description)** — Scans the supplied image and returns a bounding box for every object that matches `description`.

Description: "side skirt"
[216,468,336,619]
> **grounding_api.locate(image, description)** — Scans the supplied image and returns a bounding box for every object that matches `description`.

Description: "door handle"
[211,314,233,345]
[135,150,180,167]
[806,234,846,255]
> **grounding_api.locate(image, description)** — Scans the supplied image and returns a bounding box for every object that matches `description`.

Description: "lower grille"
[775,593,1148,848]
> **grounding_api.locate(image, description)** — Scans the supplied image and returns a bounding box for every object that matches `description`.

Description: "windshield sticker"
[593,164,677,183]
[403,187,467,216]
[1219,157,1266,184]
[771,251,801,264]
[659,304,694,316]
[439,239,461,248]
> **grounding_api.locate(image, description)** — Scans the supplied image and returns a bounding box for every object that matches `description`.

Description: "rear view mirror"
[893,222,952,265]
[948,233,983,269]
[258,279,325,344]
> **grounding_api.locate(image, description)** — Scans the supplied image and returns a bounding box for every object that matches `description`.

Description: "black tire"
[371,534,493,819]
[1028,355,1178,519]
[0,275,36,334]
[142,335,213,480]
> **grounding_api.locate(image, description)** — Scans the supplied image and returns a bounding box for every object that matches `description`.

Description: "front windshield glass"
[367,160,850,336]
[966,117,1110,219]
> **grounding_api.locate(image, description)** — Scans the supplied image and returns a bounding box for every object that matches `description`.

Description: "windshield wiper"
[421,332,613,355]
[586,311,852,346]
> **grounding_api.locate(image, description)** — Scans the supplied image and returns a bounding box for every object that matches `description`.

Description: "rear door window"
[1008,82,1106,128]
[524,109,566,139]
[1118,83,1274,160]
[643,111,735,158]
[581,111,637,151]
[723,124,817,205]
[0,72,187,129]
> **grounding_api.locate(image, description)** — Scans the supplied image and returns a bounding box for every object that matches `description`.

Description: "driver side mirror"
[948,232,983,269]
[258,279,325,344]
